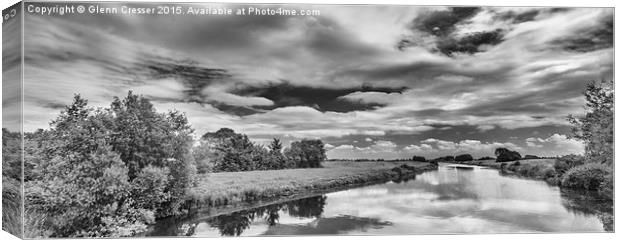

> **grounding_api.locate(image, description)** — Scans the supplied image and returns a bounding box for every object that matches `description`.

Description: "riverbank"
[460,158,613,231]
[184,161,437,213]
[461,159,560,184]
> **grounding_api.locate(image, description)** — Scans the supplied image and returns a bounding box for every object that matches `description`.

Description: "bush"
[455,154,473,162]
[554,154,585,175]
[598,173,613,199]
[561,163,610,190]
[2,177,22,237]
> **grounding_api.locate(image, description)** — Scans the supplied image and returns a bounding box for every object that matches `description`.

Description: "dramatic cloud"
[17,4,609,159]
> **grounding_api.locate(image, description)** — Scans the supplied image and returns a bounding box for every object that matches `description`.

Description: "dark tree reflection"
[560,188,614,232]
[206,195,328,236]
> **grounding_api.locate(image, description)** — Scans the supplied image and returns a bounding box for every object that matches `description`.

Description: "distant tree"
[202,128,237,141]
[523,155,540,159]
[568,80,613,165]
[455,154,474,162]
[211,131,256,172]
[284,139,326,168]
[266,139,287,169]
[434,156,455,162]
[411,156,426,162]
[495,148,522,162]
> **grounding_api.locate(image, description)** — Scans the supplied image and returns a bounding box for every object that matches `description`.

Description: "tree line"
[194,128,326,173]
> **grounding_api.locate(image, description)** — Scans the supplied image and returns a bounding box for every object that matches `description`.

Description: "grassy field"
[185,161,436,212]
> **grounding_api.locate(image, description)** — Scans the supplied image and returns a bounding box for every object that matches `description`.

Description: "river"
[148,163,613,236]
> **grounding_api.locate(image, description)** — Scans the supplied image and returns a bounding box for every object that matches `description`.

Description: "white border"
[0,1,617,240]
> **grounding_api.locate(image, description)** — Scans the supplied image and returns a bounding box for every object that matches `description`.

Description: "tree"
[26,93,196,236]
[495,148,521,162]
[568,80,613,165]
[455,154,474,162]
[108,92,195,217]
[284,139,326,168]
[209,129,256,172]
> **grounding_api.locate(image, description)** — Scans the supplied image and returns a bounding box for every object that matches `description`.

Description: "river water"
[149,163,613,236]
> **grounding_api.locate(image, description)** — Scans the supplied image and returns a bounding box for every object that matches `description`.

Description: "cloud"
[399,7,508,55]
[18,4,609,159]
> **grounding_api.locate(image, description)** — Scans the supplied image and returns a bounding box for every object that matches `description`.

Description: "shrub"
[455,154,473,162]
[131,165,171,210]
[598,173,613,199]
[561,163,610,190]
[554,154,585,175]
[2,176,22,237]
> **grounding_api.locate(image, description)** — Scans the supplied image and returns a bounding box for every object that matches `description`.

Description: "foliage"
[25,93,196,237]
[495,148,521,162]
[568,80,613,165]
[284,139,327,168]
[455,154,473,162]
[211,130,256,172]
[2,176,22,237]
[2,128,21,180]
[411,156,426,162]
[192,140,216,174]
[434,156,454,162]
[561,163,610,190]
[553,154,585,175]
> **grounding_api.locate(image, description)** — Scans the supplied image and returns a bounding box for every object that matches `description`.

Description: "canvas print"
[1,1,614,238]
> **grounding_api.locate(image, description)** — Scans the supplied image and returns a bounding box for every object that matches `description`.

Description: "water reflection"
[150,163,612,236]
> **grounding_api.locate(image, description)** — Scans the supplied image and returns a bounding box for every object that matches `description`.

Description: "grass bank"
[463,159,560,184]
[185,161,437,212]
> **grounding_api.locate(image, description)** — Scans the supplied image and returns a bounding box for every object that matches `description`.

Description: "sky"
[6,3,613,159]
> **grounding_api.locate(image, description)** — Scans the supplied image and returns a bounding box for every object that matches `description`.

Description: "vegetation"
[284,139,327,168]
[197,128,325,172]
[20,92,196,237]
[568,80,614,165]
[434,155,455,162]
[186,161,436,210]
[454,154,473,162]
[561,163,610,191]
[564,80,613,199]
[495,148,522,162]
[2,129,22,237]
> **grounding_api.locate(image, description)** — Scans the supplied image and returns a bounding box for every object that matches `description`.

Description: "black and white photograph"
[1,0,615,238]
